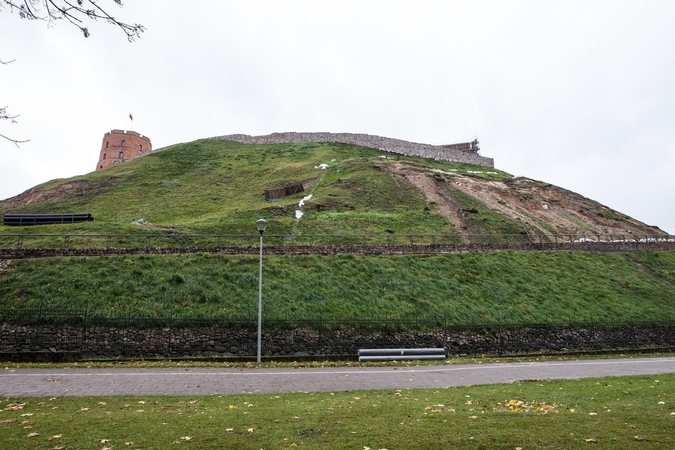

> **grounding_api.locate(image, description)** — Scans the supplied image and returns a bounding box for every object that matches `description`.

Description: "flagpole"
[129,113,134,132]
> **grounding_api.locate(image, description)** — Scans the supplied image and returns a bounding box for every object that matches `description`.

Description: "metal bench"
[358,348,446,362]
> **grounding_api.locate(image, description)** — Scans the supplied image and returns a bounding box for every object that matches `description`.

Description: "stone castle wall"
[217,132,495,167]
[2,240,675,260]
[2,322,673,360]
[97,130,152,171]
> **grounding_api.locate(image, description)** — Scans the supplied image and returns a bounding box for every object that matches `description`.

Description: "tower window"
[103,153,106,159]
[121,140,126,147]
[119,152,124,159]
[139,144,142,151]
[106,141,109,148]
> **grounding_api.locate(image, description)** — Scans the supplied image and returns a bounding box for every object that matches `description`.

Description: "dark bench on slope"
[358,348,446,362]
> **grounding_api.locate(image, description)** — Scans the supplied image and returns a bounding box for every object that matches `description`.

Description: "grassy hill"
[1,138,673,323]
[1,251,675,322]
[0,139,661,237]
[0,140,486,236]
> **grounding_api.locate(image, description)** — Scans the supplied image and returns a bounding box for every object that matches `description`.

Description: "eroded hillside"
[377,161,661,237]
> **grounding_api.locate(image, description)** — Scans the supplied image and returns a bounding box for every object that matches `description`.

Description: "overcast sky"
[2,1,674,233]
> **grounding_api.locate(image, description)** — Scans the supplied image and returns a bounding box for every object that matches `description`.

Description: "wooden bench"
[358,348,446,362]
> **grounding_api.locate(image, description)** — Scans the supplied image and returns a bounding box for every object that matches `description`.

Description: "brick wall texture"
[97,130,152,170]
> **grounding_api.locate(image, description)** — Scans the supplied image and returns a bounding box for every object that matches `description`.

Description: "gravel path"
[1,357,674,397]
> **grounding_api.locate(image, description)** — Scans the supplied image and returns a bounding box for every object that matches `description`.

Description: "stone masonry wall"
[217,132,495,168]
[2,322,673,359]
[2,240,675,260]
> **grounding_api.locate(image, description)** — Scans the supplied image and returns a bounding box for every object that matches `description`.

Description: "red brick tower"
[96,129,152,170]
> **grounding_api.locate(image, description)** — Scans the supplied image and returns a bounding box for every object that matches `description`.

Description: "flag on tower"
[129,113,134,121]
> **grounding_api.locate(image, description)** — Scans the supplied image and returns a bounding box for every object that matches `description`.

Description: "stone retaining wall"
[1,322,673,359]
[2,240,675,260]
[217,132,495,167]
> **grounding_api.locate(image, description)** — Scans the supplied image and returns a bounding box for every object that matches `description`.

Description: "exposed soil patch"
[380,162,666,237]
[266,205,289,216]
[0,179,118,211]
[379,163,463,230]
[498,178,658,236]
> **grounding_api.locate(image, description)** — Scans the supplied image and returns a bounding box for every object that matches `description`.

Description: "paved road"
[1,357,674,397]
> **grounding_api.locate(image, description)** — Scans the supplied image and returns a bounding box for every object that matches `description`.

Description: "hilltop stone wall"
[217,132,495,168]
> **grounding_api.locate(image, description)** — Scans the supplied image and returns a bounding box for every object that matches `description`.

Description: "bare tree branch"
[0,132,30,146]
[1,0,145,41]
[0,106,20,122]
[1,1,143,147]
[0,59,27,145]
[0,106,29,146]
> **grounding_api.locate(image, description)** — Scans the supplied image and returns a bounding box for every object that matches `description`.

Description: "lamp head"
[256,218,267,235]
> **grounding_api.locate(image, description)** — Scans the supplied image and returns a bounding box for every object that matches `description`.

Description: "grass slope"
[1,140,672,325]
[1,374,674,449]
[2,251,675,322]
[0,139,511,236]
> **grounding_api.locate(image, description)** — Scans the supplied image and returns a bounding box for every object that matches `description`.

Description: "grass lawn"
[2,251,675,322]
[0,374,673,449]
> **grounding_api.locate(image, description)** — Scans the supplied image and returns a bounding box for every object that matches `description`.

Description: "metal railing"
[0,233,672,250]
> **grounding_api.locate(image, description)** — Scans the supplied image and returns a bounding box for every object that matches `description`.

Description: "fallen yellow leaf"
[5,403,25,411]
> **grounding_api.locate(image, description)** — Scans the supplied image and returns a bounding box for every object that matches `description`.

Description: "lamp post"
[256,218,267,364]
